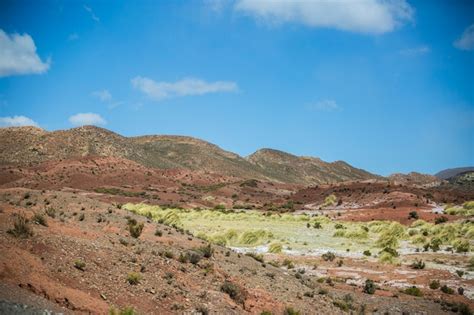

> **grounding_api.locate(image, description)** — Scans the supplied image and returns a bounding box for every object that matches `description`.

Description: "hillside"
[435,167,474,180]
[0,126,379,185]
[388,172,441,186]
[248,148,378,185]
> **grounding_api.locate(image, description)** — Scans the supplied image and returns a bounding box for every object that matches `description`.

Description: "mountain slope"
[247,148,378,185]
[0,126,379,184]
[435,167,474,180]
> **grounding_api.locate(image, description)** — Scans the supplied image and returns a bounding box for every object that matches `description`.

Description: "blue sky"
[0,0,473,176]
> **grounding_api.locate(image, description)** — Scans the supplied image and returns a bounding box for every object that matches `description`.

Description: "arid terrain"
[1,126,473,315]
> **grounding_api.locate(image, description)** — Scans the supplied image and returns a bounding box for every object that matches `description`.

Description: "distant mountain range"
[0,126,378,185]
[435,167,474,180]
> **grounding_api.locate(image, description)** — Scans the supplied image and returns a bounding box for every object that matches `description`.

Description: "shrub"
[458,287,465,295]
[404,286,422,297]
[221,281,245,304]
[376,222,405,249]
[127,272,142,285]
[283,307,300,315]
[78,213,85,221]
[408,211,419,220]
[322,251,336,262]
[429,280,440,290]
[197,244,214,258]
[363,279,376,294]
[268,242,282,253]
[74,260,86,271]
[410,259,425,270]
[128,219,144,238]
[453,239,470,253]
[32,213,48,227]
[322,194,337,208]
[363,250,371,257]
[154,229,162,237]
[435,216,448,225]
[186,251,203,265]
[441,285,454,294]
[313,222,322,229]
[456,270,465,277]
[334,223,345,229]
[7,213,33,238]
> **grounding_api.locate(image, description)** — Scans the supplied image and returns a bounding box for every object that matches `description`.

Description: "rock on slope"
[0,126,379,185]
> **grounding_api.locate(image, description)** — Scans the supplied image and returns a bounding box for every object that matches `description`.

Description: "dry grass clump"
[268,242,283,253]
[7,212,33,238]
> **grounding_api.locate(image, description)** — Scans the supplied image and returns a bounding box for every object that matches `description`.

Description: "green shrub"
[7,213,33,238]
[186,251,203,265]
[441,285,454,294]
[363,279,376,294]
[268,242,283,253]
[435,216,448,224]
[363,250,371,257]
[154,229,163,236]
[429,280,440,290]
[127,272,142,285]
[221,281,245,304]
[453,239,470,253]
[376,222,405,249]
[404,286,422,297]
[313,222,322,229]
[408,211,419,219]
[322,194,337,208]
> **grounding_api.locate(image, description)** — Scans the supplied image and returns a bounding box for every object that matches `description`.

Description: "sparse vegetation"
[363,279,376,294]
[127,272,142,285]
[32,212,48,226]
[7,213,33,238]
[74,259,86,271]
[221,281,245,304]
[404,286,422,297]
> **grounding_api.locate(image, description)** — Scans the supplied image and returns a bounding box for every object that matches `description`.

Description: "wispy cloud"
[399,45,430,56]
[307,99,341,112]
[92,89,112,102]
[0,115,39,127]
[68,33,79,41]
[83,5,100,22]
[230,0,414,34]
[454,24,474,51]
[69,113,106,126]
[131,76,239,101]
[0,29,50,77]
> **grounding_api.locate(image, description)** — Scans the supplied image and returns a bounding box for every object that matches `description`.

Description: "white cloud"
[69,113,106,126]
[131,76,239,101]
[92,89,112,102]
[68,33,79,41]
[308,99,340,112]
[83,5,100,22]
[454,24,474,51]
[399,45,430,56]
[0,29,50,77]
[233,0,414,34]
[0,115,39,127]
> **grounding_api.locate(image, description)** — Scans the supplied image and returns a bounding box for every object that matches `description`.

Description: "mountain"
[247,148,378,185]
[0,126,379,185]
[388,172,441,186]
[435,167,474,180]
